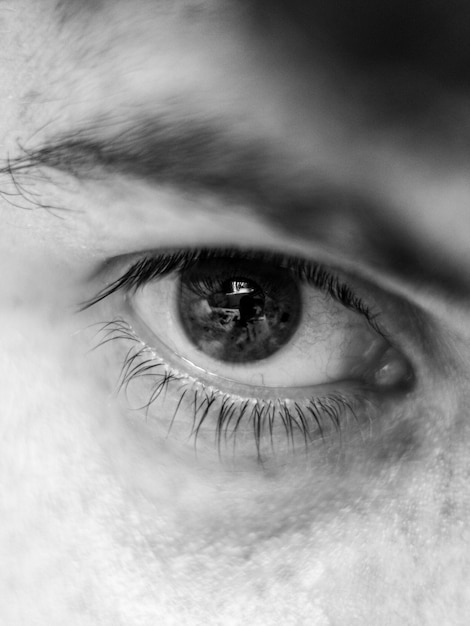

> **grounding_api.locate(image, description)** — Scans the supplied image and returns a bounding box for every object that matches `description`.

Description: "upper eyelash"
[80,248,383,334]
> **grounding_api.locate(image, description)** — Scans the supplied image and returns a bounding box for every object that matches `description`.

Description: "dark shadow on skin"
[255,0,470,85]
[250,0,470,141]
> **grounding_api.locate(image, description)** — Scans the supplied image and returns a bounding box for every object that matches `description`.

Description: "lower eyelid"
[90,317,387,464]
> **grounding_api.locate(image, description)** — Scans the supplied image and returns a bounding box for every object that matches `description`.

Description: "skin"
[2,1,470,624]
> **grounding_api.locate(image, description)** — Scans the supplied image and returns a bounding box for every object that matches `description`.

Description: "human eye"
[82,246,414,467]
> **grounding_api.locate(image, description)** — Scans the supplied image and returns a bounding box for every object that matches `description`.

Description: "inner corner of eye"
[122,249,413,395]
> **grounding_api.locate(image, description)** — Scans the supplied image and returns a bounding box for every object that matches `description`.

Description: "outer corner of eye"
[362,345,415,392]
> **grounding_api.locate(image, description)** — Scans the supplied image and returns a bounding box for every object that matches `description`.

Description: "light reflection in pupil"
[208,278,266,326]
[178,260,302,363]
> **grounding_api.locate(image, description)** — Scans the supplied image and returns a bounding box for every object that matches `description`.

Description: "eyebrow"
[16,117,275,199]
[6,114,470,299]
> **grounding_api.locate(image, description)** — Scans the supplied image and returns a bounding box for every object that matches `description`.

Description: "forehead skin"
[10,0,470,272]
[2,1,470,625]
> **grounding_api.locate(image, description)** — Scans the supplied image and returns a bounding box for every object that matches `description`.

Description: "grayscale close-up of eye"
[2,1,470,625]
[84,248,413,464]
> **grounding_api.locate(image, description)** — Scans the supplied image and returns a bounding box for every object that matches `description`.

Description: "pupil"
[178,259,301,363]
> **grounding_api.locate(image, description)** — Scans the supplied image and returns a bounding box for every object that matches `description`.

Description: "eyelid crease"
[79,247,384,336]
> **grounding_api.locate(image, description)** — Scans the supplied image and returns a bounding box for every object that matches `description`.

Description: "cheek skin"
[2,307,470,625]
[0,311,332,625]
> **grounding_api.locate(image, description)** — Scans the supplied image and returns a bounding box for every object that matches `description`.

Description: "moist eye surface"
[178,257,302,363]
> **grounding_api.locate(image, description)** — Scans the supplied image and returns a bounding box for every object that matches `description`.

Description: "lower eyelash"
[93,319,373,461]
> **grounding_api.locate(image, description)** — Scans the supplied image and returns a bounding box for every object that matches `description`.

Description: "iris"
[178,258,302,363]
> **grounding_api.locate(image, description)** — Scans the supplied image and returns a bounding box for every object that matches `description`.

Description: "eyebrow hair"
[5,114,470,299]
[17,117,274,198]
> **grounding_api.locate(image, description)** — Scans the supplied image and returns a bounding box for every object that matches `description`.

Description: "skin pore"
[2,1,470,624]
